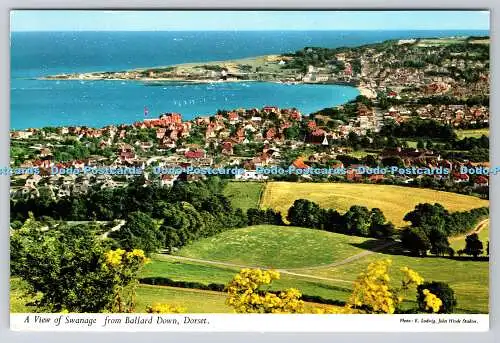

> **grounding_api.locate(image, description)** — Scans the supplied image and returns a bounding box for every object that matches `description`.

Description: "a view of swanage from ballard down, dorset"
[10,10,490,315]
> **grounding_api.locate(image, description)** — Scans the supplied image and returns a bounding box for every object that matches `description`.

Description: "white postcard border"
[10,313,489,332]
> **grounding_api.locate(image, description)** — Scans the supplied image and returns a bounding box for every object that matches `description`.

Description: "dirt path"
[140,283,225,296]
[160,239,397,284]
[289,240,397,271]
[449,218,489,242]
[162,254,355,284]
[101,219,126,239]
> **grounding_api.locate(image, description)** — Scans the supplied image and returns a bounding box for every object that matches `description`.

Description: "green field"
[10,278,39,313]
[456,128,489,139]
[155,223,489,313]
[346,150,379,158]
[406,140,418,148]
[299,244,489,313]
[176,225,378,269]
[144,255,354,301]
[416,38,467,47]
[136,285,231,313]
[260,182,489,227]
[223,181,264,211]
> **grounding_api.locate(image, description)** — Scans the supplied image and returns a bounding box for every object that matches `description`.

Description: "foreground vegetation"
[11,230,487,313]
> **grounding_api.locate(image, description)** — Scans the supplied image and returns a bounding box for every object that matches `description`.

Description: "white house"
[234,171,268,181]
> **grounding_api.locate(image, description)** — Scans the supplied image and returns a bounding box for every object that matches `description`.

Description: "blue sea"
[10,30,488,129]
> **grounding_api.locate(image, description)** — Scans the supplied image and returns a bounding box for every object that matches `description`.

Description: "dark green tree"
[343,205,372,236]
[428,228,451,256]
[109,211,164,255]
[464,233,484,258]
[369,208,395,238]
[11,218,117,312]
[400,227,432,256]
[287,199,322,228]
[403,203,448,232]
[284,125,301,140]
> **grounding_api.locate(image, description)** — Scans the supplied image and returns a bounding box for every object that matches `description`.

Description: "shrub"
[417,281,457,314]
[146,303,186,313]
[225,269,304,313]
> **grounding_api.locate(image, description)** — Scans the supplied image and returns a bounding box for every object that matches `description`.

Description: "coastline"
[38,52,365,92]
[357,85,377,99]
[39,54,287,82]
[37,76,359,88]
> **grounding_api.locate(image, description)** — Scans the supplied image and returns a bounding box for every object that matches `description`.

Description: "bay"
[10,30,488,129]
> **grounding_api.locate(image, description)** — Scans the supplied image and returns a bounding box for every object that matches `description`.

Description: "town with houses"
[11,36,490,200]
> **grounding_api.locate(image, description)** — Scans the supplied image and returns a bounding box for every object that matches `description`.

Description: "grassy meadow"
[156,222,488,313]
[136,284,231,313]
[175,225,379,269]
[223,181,264,211]
[298,245,489,313]
[137,284,345,313]
[260,182,489,227]
[144,254,353,300]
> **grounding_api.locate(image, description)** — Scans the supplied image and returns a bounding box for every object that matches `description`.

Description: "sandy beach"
[357,85,377,99]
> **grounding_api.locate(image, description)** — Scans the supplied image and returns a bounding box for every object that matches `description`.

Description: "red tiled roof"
[292,158,309,169]
[475,175,489,184]
[184,150,205,159]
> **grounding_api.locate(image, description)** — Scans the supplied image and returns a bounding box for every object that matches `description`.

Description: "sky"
[10,10,490,32]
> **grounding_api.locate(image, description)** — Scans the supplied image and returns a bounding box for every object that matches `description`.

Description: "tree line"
[11,177,248,254]
[247,199,395,239]
[400,203,489,257]
[380,118,456,141]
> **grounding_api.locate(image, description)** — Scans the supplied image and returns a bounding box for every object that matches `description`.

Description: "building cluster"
[357,41,489,101]
[383,103,489,127]
[11,38,490,199]
[10,102,489,200]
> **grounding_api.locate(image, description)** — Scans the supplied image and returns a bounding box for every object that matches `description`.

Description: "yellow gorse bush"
[309,306,358,314]
[226,268,304,313]
[422,289,443,313]
[348,259,396,313]
[347,259,424,314]
[104,248,126,266]
[146,303,186,313]
[104,248,150,268]
[129,249,147,259]
[102,248,150,313]
[401,266,424,289]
